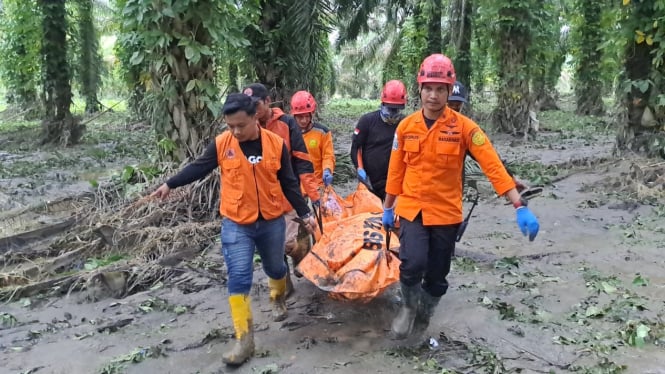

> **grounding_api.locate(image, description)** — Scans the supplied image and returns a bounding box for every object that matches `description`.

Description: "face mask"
[380,104,404,125]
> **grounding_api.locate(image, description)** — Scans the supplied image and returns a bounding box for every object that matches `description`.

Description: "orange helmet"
[381,80,407,106]
[417,54,456,85]
[290,90,317,115]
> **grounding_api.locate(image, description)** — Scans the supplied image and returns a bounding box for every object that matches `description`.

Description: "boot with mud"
[413,290,441,333]
[283,257,295,299]
[269,276,288,322]
[222,294,255,366]
[391,283,421,339]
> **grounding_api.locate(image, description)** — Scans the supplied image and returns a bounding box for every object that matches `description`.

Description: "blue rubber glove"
[357,168,368,182]
[516,207,539,241]
[382,207,395,229]
[323,168,333,186]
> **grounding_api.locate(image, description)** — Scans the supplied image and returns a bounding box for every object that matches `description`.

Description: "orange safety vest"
[303,123,335,186]
[385,107,515,225]
[216,128,285,224]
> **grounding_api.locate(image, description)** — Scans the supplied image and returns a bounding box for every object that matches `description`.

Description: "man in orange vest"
[151,93,317,365]
[243,83,321,290]
[350,80,408,201]
[383,54,540,339]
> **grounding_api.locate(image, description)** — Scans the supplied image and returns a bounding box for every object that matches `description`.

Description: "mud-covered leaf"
[632,274,649,287]
[253,363,279,373]
[552,335,577,345]
[635,324,651,347]
[495,257,520,269]
[601,281,617,294]
[121,165,135,183]
[585,306,604,318]
[1,313,18,329]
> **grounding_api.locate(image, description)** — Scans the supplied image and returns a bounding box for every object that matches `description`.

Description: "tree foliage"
[243,0,334,104]
[479,0,539,134]
[529,0,567,111]
[616,0,665,157]
[0,0,42,113]
[73,0,103,114]
[571,0,605,115]
[118,0,253,161]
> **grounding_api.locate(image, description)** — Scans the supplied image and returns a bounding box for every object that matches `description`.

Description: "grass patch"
[322,98,379,118]
[504,161,560,185]
[538,110,611,135]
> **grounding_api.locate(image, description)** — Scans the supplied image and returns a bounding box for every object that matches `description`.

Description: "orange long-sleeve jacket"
[302,122,335,186]
[385,107,516,225]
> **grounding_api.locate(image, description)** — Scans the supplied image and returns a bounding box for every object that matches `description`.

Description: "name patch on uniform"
[472,131,486,146]
[309,139,318,148]
[392,134,399,150]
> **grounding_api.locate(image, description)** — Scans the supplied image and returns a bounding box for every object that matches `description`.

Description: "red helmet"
[381,80,407,105]
[417,54,456,85]
[290,90,317,115]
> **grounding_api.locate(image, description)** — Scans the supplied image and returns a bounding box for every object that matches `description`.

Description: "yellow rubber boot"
[269,277,288,322]
[222,294,255,365]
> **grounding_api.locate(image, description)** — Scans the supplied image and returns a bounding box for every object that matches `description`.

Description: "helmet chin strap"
[299,120,313,132]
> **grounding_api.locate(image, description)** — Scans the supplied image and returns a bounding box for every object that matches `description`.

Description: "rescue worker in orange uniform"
[350,80,408,200]
[242,83,320,289]
[151,93,317,366]
[383,54,540,339]
[290,90,336,188]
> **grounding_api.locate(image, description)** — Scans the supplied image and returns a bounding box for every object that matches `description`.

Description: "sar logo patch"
[353,128,360,136]
[308,139,318,148]
[471,131,486,146]
[392,134,399,151]
[226,149,236,158]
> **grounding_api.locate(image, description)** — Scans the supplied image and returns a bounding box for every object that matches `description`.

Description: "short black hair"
[223,93,257,116]
[242,83,270,100]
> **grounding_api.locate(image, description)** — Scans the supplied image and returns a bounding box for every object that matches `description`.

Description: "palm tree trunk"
[39,0,83,145]
[76,0,102,114]
[574,0,604,116]
[492,2,532,134]
[426,0,442,54]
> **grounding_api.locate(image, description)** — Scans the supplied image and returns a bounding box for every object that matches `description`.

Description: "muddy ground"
[1,104,665,374]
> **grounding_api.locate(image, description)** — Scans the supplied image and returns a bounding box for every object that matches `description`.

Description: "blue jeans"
[221,216,287,295]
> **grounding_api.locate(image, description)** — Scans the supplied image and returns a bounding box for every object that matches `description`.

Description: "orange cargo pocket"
[222,158,242,174]
[404,138,420,152]
[436,142,461,168]
[225,189,243,216]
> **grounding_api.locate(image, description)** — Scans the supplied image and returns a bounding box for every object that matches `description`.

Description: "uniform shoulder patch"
[392,134,399,150]
[471,131,486,146]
